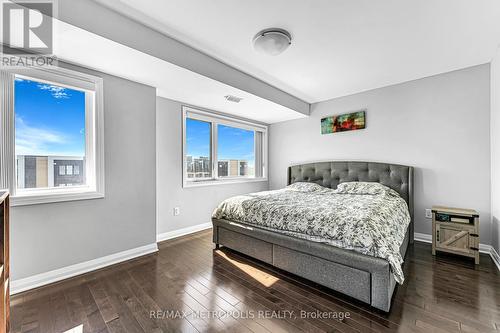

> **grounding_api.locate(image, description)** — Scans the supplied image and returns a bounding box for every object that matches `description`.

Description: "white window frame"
[1,66,105,206]
[182,106,268,188]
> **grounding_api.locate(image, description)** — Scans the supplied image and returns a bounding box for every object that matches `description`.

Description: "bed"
[211,161,414,312]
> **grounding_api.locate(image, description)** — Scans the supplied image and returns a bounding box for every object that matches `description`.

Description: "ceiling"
[95,0,500,103]
[51,19,305,123]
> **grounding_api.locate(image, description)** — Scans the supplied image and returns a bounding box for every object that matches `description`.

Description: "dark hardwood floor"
[10,230,500,333]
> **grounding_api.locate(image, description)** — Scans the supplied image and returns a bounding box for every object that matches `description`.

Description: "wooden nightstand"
[432,206,479,264]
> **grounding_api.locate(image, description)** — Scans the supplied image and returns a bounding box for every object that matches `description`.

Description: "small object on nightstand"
[431,206,479,265]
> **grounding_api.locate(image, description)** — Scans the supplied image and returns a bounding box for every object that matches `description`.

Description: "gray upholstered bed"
[212,161,414,312]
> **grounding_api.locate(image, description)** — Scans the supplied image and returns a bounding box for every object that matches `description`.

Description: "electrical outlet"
[173,207,180,216]
[425,209,432,219]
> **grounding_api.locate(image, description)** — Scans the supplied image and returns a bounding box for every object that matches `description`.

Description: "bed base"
[212,218,409,312]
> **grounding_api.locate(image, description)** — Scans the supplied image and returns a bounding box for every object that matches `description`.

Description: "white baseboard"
[11,222,213,296]
[413,232,432,244]
[11,230,497,296]
[414,232,500,271]
[489,246,500,271]
[10,243,158,295]
[157,222,212,242]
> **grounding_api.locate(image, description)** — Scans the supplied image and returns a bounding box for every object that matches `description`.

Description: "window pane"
[217,125,255,177]
[185,118,212,180]
[14,77,86,189]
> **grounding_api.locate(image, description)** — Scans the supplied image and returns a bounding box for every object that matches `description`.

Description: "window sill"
[183,177,268,188]
[11,190,105,207]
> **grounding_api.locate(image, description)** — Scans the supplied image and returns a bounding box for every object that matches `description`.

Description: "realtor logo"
[2,1,53,55]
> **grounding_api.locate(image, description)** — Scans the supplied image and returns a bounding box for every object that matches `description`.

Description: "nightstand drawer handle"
[470,247,479,251]
[470,233,479,237]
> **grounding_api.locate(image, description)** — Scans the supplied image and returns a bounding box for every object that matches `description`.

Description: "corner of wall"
[491,47,500,253]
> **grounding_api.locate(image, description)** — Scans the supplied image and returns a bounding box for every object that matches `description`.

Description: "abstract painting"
[321,111,366,134]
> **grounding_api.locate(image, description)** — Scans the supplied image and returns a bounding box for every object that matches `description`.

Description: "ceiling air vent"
[224,95,243,103]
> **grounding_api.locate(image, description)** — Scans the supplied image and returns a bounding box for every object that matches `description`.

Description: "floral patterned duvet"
[212,182,411,283]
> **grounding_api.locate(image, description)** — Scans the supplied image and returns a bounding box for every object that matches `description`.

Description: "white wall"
[10,63,157,281]
[156,97,268,236]
[269,65,492,243]
[491,49,500,253]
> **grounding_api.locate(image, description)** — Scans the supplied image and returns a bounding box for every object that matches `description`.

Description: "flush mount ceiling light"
[253,28,292,56]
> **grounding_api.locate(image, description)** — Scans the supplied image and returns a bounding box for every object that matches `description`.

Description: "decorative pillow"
[335,181,398,196]
[286,182,326,192]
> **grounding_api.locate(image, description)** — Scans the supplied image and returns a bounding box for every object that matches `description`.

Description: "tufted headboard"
[287,161,414,242]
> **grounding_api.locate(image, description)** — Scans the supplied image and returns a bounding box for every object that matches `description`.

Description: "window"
[217,125,255,177]
[185,118,212,180]
[183,107,267,187]
[0,67,104,205]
